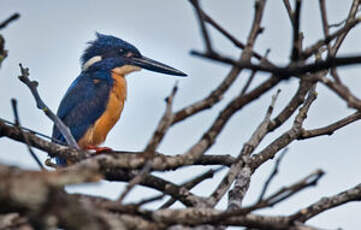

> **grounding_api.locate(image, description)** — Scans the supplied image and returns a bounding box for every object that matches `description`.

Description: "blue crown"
[81,33,141,65]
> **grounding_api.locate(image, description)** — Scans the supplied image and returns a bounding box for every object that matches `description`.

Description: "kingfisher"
[52,33,186,165]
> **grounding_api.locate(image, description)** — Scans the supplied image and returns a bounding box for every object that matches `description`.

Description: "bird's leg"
[85,145,113,153]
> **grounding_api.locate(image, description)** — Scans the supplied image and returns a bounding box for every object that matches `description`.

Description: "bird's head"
[81,33,187,77]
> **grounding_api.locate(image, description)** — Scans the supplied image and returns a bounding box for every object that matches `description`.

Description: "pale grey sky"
[1,1,361,229]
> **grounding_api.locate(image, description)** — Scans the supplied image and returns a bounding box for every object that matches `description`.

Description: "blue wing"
[52,73,112,164]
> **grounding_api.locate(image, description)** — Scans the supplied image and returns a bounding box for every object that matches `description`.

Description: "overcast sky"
[1,1,361,229]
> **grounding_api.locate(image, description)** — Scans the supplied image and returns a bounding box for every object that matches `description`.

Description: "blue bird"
[52,33,186,165]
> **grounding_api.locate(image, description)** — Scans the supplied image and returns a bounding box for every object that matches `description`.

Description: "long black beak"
[130,56,187,77]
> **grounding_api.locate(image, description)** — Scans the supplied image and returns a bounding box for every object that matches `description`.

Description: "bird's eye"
[125,52,134,58]
[119,48,125,54]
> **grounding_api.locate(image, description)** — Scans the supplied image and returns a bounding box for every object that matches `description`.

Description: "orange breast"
[78,72,127,148]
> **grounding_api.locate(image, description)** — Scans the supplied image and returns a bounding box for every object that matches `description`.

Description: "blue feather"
[81,33,141,66]
[52,71,112,165]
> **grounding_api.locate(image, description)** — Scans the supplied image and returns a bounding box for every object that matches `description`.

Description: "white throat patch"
[82,56,102,71]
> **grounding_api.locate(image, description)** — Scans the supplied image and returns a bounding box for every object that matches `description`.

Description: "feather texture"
[52,71,112,164]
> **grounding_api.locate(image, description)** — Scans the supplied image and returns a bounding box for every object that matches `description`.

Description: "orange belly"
[78,73,127,149]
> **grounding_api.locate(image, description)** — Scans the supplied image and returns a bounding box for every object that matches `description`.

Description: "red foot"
[85,145,113,154]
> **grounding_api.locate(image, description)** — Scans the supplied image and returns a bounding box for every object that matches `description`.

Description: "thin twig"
[299,111,361,139]
[0,117,64,144]
[11,99,45,170]
[211,169,325,221]
[259,169,324,208]
[302,16,361,59]
[241,49,271,95]
[196,5,272,65]
[319,0,342,84]
[172,2,271,196]
[331,0,360,55]
[106,167,204,207]
[144,82,178,152]
[283,0,295,26]
[118,161,153,203]
[191,50,361,77]
[291,0,303,61]
[328,19,346,28]
[121,83,178,203]
[134,194,165,207]
[0,13,20,30]
[252,84,318,169]
[123,166,226,209]
[268,79,313,132]
[328,1,361,84]
[171,0,268,126]
[289,183,361,223]
[159,166,225,209]
[317,74,361,110]
[210,87,281,208]
[257,148,288,202]
[18,64,79,149]
[0,120,87,162]
[241,70,257,96]
[189,0,214,54]
[319,0,330,51]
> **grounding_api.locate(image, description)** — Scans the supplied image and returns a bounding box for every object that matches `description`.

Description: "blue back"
[52,71,112,165]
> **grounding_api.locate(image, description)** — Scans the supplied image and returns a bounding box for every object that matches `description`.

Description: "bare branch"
[283,0,295,25]
[189,0,214,54]
[159,166,225,209]
[0,117,56,142]
[302,17,361,59]
[210,88,281,207]
[0,13,20,30]
[0,120,87,162]
[257,148,288,202]
[173,0,268,125]
[191,51,361,77]
[11,99,44,170]
[202,169,324,223]
[291,0,303,62]
[180,76,279,179]
[289,183,361,222]
[145,83,178,152]
[317,74,361,110]
[269,79,313,132]
[300,111,361,139]
[252,85,318,168]
[331,0,360,55]
[18,64,79,149]
[0,120,237,170]
[104,169,204,207]
[118,162,153,203]
[200,7,271,64]
[258,169,324,208]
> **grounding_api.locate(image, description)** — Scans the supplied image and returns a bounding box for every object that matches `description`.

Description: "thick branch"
[191,51,361,77]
